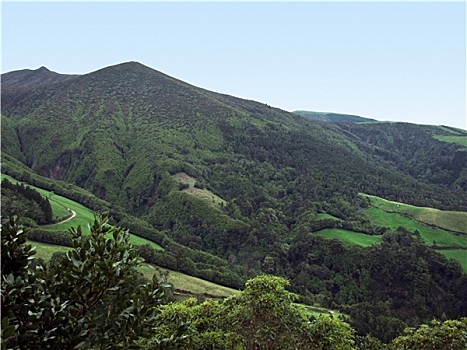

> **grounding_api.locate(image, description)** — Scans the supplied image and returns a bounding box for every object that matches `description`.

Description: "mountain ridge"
[2,61,466,339]
[1,61,465,211]
[1,66,79,90]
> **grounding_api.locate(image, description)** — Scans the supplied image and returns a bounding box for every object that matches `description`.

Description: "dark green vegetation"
[1,215,173,349]
[1,178,53,225]
[294,110,377,123]
[3,217,466,349]
[2,62,466,343]
[1,174,163,250]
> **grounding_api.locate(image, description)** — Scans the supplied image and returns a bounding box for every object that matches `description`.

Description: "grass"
[173,172,226,208]
[172,172,197,187]
[316,213,340,220]
[297,304,347,318]
[434,135,467,147]
[438,250,467,271]
[30,240,71,260]
[363,193,467,234]
[2,173,163,251]
[365,207,466,248]
[31,240,238,297]
[137,264,239,298]
[314,229,382,247]
[361,194,467,269]
[2,174,70,221]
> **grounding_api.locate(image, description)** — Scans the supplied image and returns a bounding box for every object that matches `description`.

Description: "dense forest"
[2,216,466,349]
[1,62,466,344]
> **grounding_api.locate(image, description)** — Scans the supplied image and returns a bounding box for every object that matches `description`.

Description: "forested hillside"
[293,110,376,123]
[1,62,466,342]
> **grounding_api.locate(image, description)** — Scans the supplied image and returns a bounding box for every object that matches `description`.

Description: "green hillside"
[363,194,467,235]
[2,62,467,342]
[311,194,466,269]
[1,173,163,249]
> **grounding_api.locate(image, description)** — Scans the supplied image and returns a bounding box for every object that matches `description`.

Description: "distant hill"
[1,66,79,90]
[293,110,377,123]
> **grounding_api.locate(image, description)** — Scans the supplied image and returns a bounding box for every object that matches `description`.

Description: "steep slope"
[1,62,465,220]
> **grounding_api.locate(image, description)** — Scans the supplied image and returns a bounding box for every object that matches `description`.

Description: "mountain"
[1,66,78,90]
[294,110,377,123]
[2,62,466,339]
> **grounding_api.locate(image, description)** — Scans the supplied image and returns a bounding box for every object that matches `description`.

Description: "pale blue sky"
[2,1,466,129]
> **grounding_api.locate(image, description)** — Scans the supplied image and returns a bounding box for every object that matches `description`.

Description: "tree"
[143,274,355,349]
[1,214,174,349]
[390,318,467,350]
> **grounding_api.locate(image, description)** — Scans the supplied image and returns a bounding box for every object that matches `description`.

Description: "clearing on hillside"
[314,229,382,247]
[172,172,226,208]
[362,194,467,234]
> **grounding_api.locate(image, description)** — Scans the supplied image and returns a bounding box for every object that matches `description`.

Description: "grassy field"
[138,264,238,298]
[297,304,347,318]
[173,172,226,208]
[30,240,71,260]
[32,241,344,316]
[314,229,382,247]
[2,174,71,221]
[438,250,467,271]
[2,174,163,250]
[31,241,238,298]
[365,207,466,247]
[434,135,467,147]
[361,194,467,270]
[363,194,467,234]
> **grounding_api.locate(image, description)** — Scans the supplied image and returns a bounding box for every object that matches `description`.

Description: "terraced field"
[363,194,467,234]
[314,195,466,270]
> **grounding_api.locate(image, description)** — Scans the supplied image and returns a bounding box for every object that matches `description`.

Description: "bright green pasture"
[316,213,340,220]
[30,242,237,296]
[138,264,238,298]
[434,135,467,147]
[365,207,466,248]
[415,210,467,234]
[438,250,467,271]
[30,241,71,260]
[2,174,163,250]
[363,194,467,234]
[314,229,382,247]
[2,174,70,221]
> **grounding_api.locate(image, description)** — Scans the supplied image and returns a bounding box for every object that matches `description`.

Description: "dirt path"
[55,209,76,224]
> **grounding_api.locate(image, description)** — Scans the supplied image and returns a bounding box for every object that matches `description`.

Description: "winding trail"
[55,209,77,225]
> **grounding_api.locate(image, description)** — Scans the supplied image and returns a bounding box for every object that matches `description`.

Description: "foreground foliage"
[1,215,172,349]
[2,215,466,349]
[142,275,355,350]
[391,319,467,350]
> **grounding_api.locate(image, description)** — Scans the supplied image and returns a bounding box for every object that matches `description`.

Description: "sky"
[2,1,466,129]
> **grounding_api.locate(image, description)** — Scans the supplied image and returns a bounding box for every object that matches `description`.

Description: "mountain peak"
[1,66,78,90]
[37,66,51,72]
